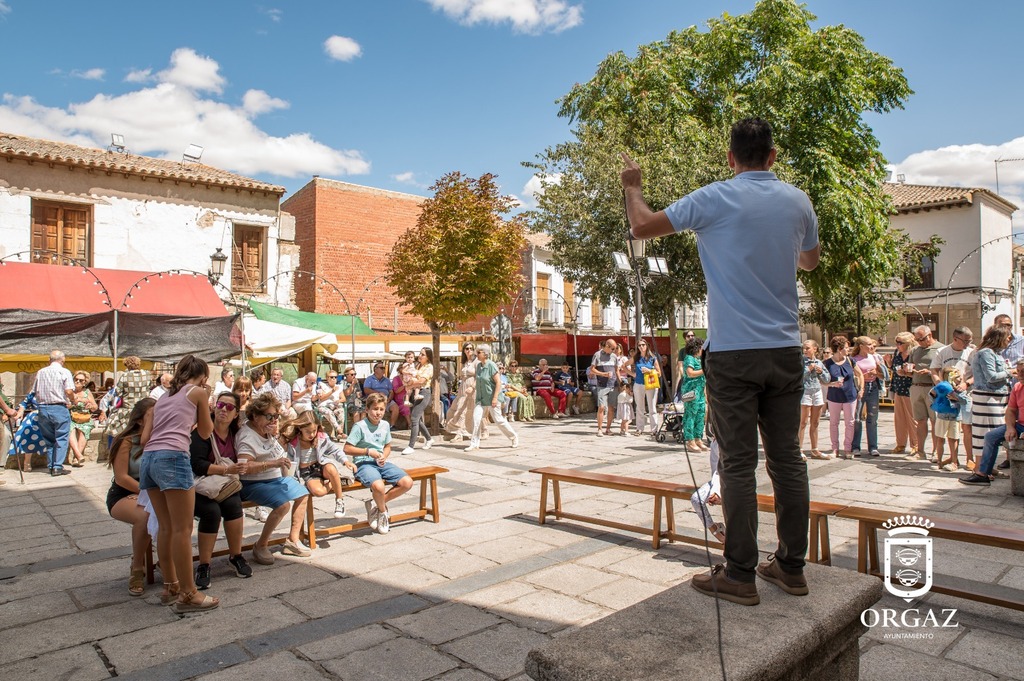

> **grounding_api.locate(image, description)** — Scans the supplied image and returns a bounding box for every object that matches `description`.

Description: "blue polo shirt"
[665,171,818,352]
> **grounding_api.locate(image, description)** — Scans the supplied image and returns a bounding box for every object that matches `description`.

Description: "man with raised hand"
[621,118,819,606]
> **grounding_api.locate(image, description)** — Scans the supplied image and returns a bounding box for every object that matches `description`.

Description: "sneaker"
[596,430,604,437]
[376,511,390,535]
[282,540,311,557]
[572,405,580,415]
[756,555,809,595]
[364,499,380,530]
[837,451,848,460]
[465,443,480,452]
[507,413,515,422]
[228,554,253,578]
[851,450,864,458]
[998,460,1011,470]
[800,452,808,461]
[423,439,433,450]
[401,446,415,455]
[334,497,346,518]
[511,436,519,448]
[252,544,275,565]
[958,473,991,486]
[690,564,759,606]
[195,563,211,590]
[869,449,881,457]
[254,506,270,522]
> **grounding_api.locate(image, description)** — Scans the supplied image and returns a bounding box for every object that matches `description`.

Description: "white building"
[0,131,296,303]
[880,182,1018,342]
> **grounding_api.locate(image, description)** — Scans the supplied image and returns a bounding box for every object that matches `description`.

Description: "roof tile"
[883,182,1017,213]
[0,131,285,194]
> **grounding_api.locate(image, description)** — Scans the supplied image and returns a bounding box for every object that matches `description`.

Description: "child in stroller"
[652,390,695,443]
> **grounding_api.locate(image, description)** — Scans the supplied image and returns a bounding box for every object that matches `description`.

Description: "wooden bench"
[836,505,1024,611]
[530,466,843,563]
[145,465,447,583]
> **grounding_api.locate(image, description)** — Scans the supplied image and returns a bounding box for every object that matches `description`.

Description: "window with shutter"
[31,201,92,265]
[232,224,266,293]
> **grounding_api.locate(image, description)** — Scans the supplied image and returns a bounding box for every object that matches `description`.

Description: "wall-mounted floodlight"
[612,252,632,271]
[109,133,126,153]
[648,257,669,276]
[182,144,204,163]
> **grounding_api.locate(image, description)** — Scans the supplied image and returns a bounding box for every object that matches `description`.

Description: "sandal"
[159,581,180,605]
[129,568,146,597]
[174,589,220,613]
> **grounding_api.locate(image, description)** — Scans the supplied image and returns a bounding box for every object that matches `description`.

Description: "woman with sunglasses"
[237,393,311,564]
[138,355,218,613]
[68,371,97,467]
[443,343,489,440]
[403,348,435,455]
[188,391,251,590]
[890,332,918,456]
[629,341,662,436]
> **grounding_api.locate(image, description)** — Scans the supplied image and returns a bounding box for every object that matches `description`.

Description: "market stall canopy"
[247,299,374,336]
[241,317,339,367]
[0,261,239,363]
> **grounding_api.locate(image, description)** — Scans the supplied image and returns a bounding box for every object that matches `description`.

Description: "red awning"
[0,262,230,317]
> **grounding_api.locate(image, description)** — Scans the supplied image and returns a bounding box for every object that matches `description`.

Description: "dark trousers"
[704,347,808,583]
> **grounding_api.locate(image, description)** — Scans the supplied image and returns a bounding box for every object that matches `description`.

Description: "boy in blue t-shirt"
[344,393,413,534]
[929,367,968,471]
[555,363,581,415]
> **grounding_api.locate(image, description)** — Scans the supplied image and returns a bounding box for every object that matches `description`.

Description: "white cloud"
[70,68,105,81]
[157,47,225,93]
[261,7,283,22]
[125,68,153,83]
[894,137,1024,226]
[0,50,370,179]
[0,1,11,15]
[425,0,583,34]
[241,89,288,116]
[518,172,560,209]
[392,171,428,189]
[324,35,362,61]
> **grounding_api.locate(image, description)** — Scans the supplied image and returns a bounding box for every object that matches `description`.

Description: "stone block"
[192,651,322,680]
[860,644,996,681]
[442,623,551,680]
[495,589,611,634]
[1008,443,1024,496]
[945,628,1024,679]
[0,643,111,681]
[525,563,881,681]
[296,623,398,661]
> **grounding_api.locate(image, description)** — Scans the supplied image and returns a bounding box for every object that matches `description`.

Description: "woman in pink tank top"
[139,355,217,613]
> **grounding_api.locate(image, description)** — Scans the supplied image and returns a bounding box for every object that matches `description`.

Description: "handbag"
[643,371,660,390]
[71,409,92,424]
[194,437,241,502]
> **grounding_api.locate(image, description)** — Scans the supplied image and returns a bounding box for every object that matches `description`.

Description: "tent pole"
[112,308,119,383]
[239,311,247,376]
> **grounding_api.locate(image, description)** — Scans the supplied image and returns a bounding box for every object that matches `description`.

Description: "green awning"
[247,300,375,336]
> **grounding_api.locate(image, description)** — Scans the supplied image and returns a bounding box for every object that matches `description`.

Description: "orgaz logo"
[860,514,959,638]
[883,515,933,601]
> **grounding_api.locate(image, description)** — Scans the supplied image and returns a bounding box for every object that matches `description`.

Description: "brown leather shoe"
[690,564,759,606]
[756,555,809,595]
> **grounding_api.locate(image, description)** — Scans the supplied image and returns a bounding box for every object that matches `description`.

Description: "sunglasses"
[215,402,237,412]
[260,413,281,421]
[464,347,475,351]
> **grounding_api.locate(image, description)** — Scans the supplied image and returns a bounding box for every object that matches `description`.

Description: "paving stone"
[521,563,621,597]
[579,577,667,610]
[278,575,405,618]
[1,511,54,529]
[100,598,307,674]
[75,533,135,553]
[1,599,178,666]
[0,642,111,681]
[466,534,558,564]
[861,643,996,680]
[458,581,540,609]
[192,651,321,680]
[0,590,80,630]
[3,544,79,567]
[442,623,550,680]
[434,669,495,681]
[322,636,459,681]
[296,623,398,661]
[430,519,534,548]
[492,588,611,633]
[603,551,696,586]
[997,566,1024,591]
[946,628,1024,679]
[388,602,503,644]
[412,547,499,579]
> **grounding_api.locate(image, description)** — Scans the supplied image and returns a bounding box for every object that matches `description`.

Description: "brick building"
[282,178,430,333]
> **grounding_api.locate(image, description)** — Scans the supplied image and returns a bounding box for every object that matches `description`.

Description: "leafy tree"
[387,171,527,415]
[527,0,939,347]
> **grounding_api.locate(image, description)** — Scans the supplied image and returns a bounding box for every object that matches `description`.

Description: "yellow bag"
[643,371,660,390]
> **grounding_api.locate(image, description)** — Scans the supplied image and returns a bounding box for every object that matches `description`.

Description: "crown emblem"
[882,515,934,531]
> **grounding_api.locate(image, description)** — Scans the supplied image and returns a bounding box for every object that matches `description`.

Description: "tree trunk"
[429,321,441,435]
[666,300,680,396]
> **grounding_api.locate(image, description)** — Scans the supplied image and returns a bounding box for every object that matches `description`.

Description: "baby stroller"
[653,391,695,444]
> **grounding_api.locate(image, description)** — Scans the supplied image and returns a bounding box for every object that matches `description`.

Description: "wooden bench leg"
[429,476,440,523]
[857,521,869,573]
[419,477,427,511]
[552,480,562,517]
[819,517,832,566]
[809,513,821,563]
[665,497,676,543]
[306,495,317,551]
[653,494,663,549]
[539,474,549,525]
[868,524,880,575]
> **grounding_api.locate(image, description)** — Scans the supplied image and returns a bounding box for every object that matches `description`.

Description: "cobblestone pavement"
[1,409,1021,680]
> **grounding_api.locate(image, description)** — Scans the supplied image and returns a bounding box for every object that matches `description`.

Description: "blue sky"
[1,0,1022,220]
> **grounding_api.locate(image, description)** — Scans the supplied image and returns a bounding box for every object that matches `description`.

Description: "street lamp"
[980,289,1003,315]
[613,243,668,346]
[208,247,228,285]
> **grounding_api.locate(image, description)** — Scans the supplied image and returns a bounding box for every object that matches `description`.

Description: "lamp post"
[980,289,1003,315]
[509,285,585,370]
[208,247,228,286]
[613,240,668,347]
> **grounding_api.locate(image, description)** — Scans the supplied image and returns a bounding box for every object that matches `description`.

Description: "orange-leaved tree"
[386,171,527,420]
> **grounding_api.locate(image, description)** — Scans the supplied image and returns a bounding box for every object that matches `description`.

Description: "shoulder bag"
[194,437,242,502]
